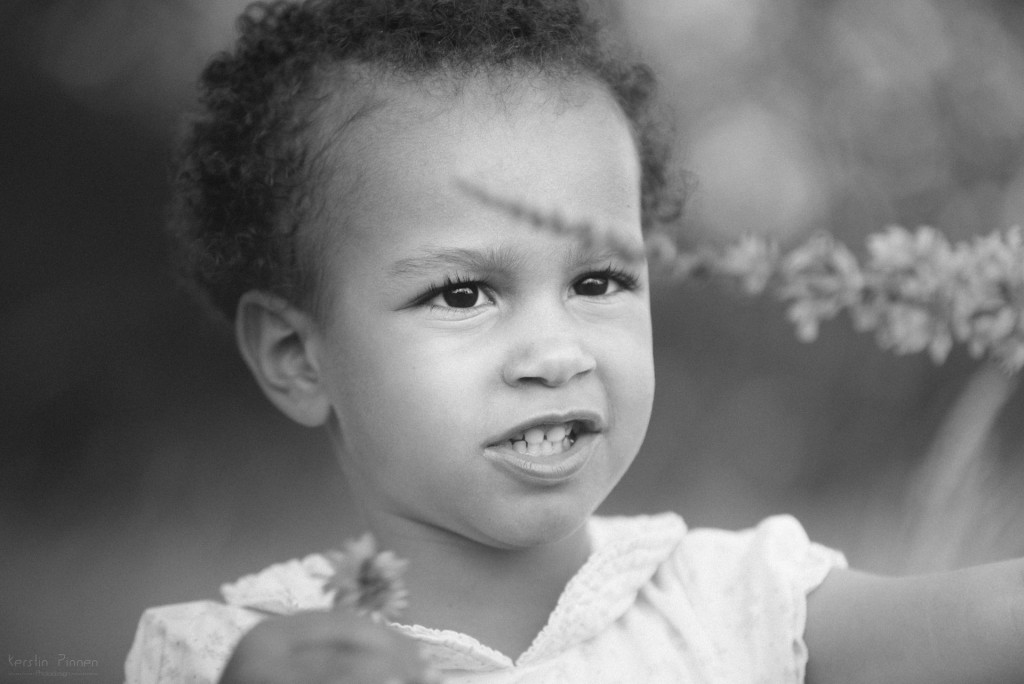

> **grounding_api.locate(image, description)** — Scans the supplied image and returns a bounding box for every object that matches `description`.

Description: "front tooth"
[524,427,545,445]
[545,424,567,442]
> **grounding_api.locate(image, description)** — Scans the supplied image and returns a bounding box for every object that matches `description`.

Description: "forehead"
[313,71,641,257]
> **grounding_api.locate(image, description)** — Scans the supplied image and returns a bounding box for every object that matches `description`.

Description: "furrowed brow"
[388,246,524,279]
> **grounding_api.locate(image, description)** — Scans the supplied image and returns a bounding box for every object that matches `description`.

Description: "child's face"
[311,75,654,549]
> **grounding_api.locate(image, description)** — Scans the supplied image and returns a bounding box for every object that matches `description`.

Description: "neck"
[364,512,592,660]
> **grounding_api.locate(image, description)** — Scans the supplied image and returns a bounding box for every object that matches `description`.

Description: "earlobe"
[234,291,332,427]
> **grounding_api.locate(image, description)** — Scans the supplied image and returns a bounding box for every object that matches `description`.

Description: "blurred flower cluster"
[324,533,409,622]
[658,226,1024,372]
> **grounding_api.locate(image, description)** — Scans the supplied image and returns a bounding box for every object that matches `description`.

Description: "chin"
[472,501,594,551]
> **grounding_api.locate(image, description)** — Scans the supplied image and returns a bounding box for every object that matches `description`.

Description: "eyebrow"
[387,241,642,281]
[387,246,526,280]
[563,240,645,268]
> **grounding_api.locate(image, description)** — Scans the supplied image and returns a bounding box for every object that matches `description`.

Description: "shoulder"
[661,515,848,629]
[589,512,847,590]
[125,552,337,684]
[124,600,263,684]
[588,511,687,550]
[646,514,847,682]
[219,552,336,613]
[677,514,848,592]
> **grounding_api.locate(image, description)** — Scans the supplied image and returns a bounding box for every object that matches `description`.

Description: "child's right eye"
[416,277,494,312]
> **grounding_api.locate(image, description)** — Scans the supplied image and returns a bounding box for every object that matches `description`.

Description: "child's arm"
[805,561,1024,684]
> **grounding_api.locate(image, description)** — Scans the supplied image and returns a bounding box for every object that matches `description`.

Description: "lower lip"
[482,434,595,484]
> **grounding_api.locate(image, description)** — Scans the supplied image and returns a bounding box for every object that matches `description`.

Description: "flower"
[691,225,1023,372]
[714,235,779,296]
[949,226,1024,371]
[324,533,409,622]
[843,226,960,362]
[776,234,863,342]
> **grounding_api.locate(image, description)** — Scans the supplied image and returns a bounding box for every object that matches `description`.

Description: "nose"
[501,313,597,388]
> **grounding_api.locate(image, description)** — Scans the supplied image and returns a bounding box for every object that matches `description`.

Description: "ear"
[235,291,332,427]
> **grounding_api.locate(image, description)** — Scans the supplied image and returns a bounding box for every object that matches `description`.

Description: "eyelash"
[415,267,640,310]
[579,266,640,294]
[415,275,493,310]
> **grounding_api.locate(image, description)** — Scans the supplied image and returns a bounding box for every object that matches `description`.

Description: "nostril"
[501,336,596,388]
[508,357,595,387]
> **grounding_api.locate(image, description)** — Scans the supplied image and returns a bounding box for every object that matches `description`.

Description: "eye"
[572,268,639,297]
[416,277,494,313]
[574,275,611,296]
[440,282,483,308]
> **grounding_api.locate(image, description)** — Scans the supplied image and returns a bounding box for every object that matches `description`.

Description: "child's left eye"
[574,276,613,296]
[572,268,639,296]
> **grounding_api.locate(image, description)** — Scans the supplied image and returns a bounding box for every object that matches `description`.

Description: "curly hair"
[170,0,684,321]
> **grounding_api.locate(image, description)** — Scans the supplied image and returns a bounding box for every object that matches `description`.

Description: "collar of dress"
[220,513,687,672]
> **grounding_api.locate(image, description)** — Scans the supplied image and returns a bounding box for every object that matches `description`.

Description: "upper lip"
[485,410,605,446]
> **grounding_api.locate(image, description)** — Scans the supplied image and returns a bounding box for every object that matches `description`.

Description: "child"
[125,1,1024,682]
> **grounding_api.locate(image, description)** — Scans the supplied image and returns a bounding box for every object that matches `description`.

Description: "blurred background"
[2,0,1024,680]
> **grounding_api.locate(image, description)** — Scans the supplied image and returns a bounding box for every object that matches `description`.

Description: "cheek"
[618,357,655,433]
[324,334,478,497]
[603,312,656,430]
[336,325,490,439]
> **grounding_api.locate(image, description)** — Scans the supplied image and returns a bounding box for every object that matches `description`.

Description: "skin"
[232,72,1024,683]
[314,75,653,555]
[238,73,653,662]
[806,563,1024,684]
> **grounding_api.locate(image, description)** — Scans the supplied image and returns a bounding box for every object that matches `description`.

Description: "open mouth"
[485,416,601,482]
[502,421,583,458]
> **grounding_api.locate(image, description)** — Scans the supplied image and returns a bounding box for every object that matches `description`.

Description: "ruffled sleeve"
[124,553,336,683]
[662,515,847,683]
[123,601,264,684]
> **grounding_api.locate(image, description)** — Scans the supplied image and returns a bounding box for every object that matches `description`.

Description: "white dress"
[124,514,846,683]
